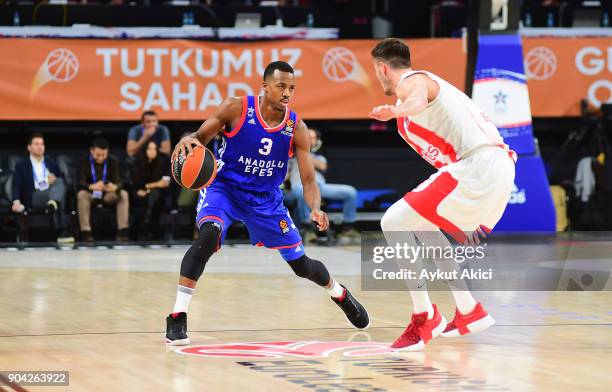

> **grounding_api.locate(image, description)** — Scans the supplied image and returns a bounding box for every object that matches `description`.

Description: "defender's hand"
[368,105,398,121]
[310,209,329,231]
[172,136,202,161]
[463,227,487,246]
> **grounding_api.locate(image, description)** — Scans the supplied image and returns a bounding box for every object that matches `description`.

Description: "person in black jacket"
[11,133,73,243]
[77,137,130,243]
[131,141,171,240]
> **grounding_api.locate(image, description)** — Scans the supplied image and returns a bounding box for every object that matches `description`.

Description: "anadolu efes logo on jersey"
[281,118,295,136]
[175,341,394,358]
[508,182,526,204]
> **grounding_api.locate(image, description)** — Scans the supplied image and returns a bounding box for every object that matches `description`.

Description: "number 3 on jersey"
[258,138,273,156]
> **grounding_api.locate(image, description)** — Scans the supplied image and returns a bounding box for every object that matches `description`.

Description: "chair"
[0,172,19,243]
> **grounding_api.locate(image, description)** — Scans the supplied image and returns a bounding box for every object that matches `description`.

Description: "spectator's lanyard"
[89,156,107,199]
[32,159,48,191]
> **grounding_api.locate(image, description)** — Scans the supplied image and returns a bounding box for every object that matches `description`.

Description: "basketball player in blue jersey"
[165,61,369,345]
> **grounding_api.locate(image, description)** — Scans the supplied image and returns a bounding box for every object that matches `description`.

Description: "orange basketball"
[171,145,217,190]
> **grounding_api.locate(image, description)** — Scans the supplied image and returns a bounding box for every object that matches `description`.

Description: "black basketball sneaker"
[165,312,190,346]
[331,285,370,329]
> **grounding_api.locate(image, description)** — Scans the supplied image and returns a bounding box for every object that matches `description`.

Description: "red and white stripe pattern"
[395,70,516,168]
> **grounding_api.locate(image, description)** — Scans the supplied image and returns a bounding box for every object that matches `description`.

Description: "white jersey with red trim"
[395,70,516,169]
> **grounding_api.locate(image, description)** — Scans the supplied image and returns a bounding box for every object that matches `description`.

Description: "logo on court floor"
[175,341,393,358]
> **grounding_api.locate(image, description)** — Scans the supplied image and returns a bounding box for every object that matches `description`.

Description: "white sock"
[173,285,194,314]
[451,291,477,315]
[414,231,476,317]
[327,279,345,298]
[410,290,434,319]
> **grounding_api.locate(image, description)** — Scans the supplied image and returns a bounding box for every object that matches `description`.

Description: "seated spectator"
[126,110,171,158]
[77,137,129,242]
[131,141,171,240]
[10,133,73,243]
[288,128,359,243]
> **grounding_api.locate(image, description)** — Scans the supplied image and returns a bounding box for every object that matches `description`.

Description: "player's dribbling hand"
[311,209,329,231]
[368,105,398,121]
[173,136,202,161]
[463,226,487,246]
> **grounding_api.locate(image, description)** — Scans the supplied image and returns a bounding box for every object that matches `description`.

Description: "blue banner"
[473,34,555,233]
[472,34,535,155]
[495,153,556,232]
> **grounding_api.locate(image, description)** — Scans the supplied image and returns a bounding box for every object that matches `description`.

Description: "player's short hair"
[141,110,157,121]
[27,132,44,145]
[91,137,109,150]
[263,61,294,80]
[371,38,411,69]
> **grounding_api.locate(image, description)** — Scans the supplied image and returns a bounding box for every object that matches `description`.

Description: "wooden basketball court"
[0,245,610,391]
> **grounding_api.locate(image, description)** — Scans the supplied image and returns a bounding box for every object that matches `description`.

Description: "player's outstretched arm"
[173,97,243,160]
[294,120,329,231]
[368,74,430,121]
[394,74,430,116]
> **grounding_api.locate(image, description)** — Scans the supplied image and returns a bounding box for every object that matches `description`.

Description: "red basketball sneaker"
[441,303,495,337]
[390,304,447,351]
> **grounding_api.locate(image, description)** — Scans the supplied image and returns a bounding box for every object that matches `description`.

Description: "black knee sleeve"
[180,222,221,281]
[289,255,331,287]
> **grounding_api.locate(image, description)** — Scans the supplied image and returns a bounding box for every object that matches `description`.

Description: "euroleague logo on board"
[31,48,80,98]
[176,341,394,358]
[42,48,80,83]
[321,47,372,88]
[524,46,557,81]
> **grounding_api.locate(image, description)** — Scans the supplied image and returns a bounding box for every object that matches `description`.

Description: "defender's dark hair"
[371,38,411,69]
[27,132,44,145]
[263,61,294,80]
[91,137,109,150]
[141,110,157,121]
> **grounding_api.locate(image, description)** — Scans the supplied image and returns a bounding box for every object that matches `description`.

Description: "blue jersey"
[214,96,298,192]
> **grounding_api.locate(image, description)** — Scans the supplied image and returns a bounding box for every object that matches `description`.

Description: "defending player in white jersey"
[369,38,516,351]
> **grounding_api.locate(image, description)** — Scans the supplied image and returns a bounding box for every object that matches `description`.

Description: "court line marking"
[0,323,611,339]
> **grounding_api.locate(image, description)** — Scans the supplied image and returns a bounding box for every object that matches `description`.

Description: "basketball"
[171,144,217,190]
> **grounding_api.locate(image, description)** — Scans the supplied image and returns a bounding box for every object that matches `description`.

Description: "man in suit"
[11,133,74,243]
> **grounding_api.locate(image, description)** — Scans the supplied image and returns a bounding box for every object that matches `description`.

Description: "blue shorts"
[195,181,305,262]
